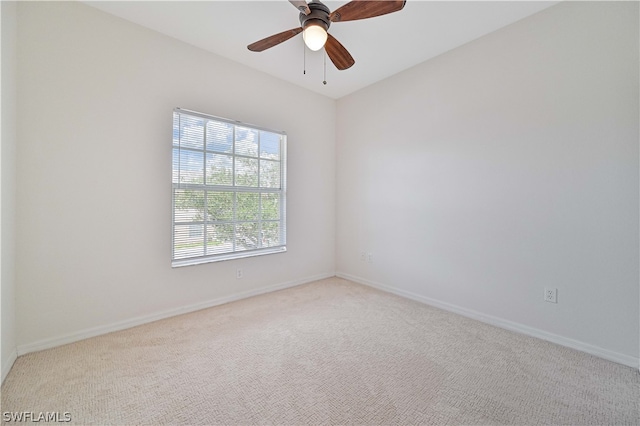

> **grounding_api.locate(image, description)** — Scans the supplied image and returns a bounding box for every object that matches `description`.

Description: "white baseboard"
[2,349,18,384]
[336,271,639,369]
[17,272,334,357]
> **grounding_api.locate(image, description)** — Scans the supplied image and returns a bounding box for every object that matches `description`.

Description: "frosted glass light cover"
[303,25,328,51]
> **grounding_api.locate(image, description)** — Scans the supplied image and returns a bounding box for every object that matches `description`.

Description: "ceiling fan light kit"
[247,0,406,72]
[302,25,328,51]
[300,0,331,51]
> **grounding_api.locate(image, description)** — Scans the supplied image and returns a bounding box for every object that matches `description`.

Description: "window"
[172,108,286,267]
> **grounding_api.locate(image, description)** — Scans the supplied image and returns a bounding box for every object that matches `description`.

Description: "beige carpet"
[2,277,638,425]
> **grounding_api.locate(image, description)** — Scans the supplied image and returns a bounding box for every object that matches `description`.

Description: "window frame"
[171,108,287,267]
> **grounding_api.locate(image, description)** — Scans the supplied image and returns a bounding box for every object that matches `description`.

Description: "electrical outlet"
[367,253,373,263]
[360,251,366,262]
[544,287,557,303]
[236,268,243,279]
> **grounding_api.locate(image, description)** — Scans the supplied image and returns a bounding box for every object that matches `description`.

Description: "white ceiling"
[85,1,559,99]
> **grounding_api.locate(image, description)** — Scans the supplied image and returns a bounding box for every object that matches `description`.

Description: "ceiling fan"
[247,0,406,71]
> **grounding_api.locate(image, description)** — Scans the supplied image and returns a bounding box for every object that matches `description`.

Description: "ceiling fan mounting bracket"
[299,1,331,31]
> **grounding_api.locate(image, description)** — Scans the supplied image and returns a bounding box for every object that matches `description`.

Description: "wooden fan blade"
[330,0,406,22]
[325,33,355,70]
[289,0,311,15]
[247,27,303,52]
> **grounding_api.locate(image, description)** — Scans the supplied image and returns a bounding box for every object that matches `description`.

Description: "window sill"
[171,246,286,268]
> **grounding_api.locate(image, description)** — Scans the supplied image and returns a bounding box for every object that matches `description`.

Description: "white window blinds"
[172,108,287,267]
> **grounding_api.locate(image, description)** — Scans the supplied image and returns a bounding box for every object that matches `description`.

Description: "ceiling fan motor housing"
[299,1,331,32]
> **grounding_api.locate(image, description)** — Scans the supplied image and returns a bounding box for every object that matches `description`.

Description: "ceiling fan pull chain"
[323,50,327,85]
[303,38,306,75]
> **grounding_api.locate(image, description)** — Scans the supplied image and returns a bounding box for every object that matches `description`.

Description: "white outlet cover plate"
[544,287,557,303]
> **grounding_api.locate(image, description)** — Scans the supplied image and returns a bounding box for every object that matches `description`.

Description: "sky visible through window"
[172,116,280,185]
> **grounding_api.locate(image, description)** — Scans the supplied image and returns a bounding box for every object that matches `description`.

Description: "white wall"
[15,2,335,350]
[336,1,639,365]
[1,1,18,381]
